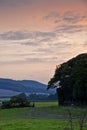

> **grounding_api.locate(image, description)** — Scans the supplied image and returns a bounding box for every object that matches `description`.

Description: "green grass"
[0,102,87,130]
[0,118,69,130]
[35,102,87,116]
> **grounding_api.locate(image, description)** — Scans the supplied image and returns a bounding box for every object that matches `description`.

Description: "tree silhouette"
[48,53,87,106]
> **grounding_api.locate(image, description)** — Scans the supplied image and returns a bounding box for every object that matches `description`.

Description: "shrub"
[1,95,30,109]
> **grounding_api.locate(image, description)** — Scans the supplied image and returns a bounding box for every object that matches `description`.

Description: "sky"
[0,0,87,83]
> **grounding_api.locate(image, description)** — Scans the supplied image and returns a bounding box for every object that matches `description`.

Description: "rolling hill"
[0,78,56,97]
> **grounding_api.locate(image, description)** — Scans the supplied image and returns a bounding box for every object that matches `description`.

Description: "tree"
[1,94,30,109]
[10,95,29,107]
[48,53,87,106]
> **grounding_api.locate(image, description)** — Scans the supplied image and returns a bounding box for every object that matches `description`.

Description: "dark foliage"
[48,53,87,106]
[28,93,57,101]
[1,95,30,109]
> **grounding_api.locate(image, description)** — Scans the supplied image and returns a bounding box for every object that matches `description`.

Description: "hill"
[0,78,56,98]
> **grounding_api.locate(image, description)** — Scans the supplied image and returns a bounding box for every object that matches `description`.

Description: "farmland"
[0,102,87,130]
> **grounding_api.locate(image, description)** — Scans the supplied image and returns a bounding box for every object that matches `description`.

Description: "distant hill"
[0,78,56,98]
[0,89,21,97]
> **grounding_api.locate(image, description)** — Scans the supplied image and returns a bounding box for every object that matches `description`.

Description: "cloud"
[35,48,54,53]
[0,0,63,9]
[52,42,71,48]
[0,54,61,64]
[39,38,53,43]
[0,30,57,41]
[0,0,33,8]
[25,56,60,63]
[63,11,87,24]
[44,10,87,33]
[83,41,87,46]
[0,31,30,40]
[45,11,87,24]
[55,25,87,34]
[1,24,85,44]
[0,29,74,65]
[20,41,39,46]
[44,12,60,20]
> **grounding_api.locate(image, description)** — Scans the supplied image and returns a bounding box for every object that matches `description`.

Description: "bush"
[1,95,30,109]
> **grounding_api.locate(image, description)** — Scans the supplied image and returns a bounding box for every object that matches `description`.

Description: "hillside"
[0,78,56,97]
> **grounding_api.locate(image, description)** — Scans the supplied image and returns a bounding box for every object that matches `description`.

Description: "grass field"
[0,102,87,130]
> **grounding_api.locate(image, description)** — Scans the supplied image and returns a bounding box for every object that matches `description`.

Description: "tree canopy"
[1,94,30,109]
[48,53,87,106]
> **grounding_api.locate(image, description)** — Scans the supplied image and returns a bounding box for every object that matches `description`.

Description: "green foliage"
[48,53,87,106]
[1,95,30,109]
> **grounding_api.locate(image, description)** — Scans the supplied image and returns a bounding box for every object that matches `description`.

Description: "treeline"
[1,93,33,109]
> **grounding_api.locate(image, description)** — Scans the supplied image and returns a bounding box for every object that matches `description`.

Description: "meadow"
[0,102,87,130]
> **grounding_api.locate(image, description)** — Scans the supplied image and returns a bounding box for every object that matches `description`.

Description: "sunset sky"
[0,0,87,83]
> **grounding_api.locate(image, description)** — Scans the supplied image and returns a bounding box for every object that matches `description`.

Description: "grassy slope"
[0,102,87,130]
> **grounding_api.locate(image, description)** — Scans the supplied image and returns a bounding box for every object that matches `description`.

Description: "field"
[0,102,87,130]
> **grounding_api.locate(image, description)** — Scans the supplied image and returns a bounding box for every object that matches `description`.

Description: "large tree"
[48,53,87,106]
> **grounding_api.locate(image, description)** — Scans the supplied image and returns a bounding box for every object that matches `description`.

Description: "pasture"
[0,102,87,130]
